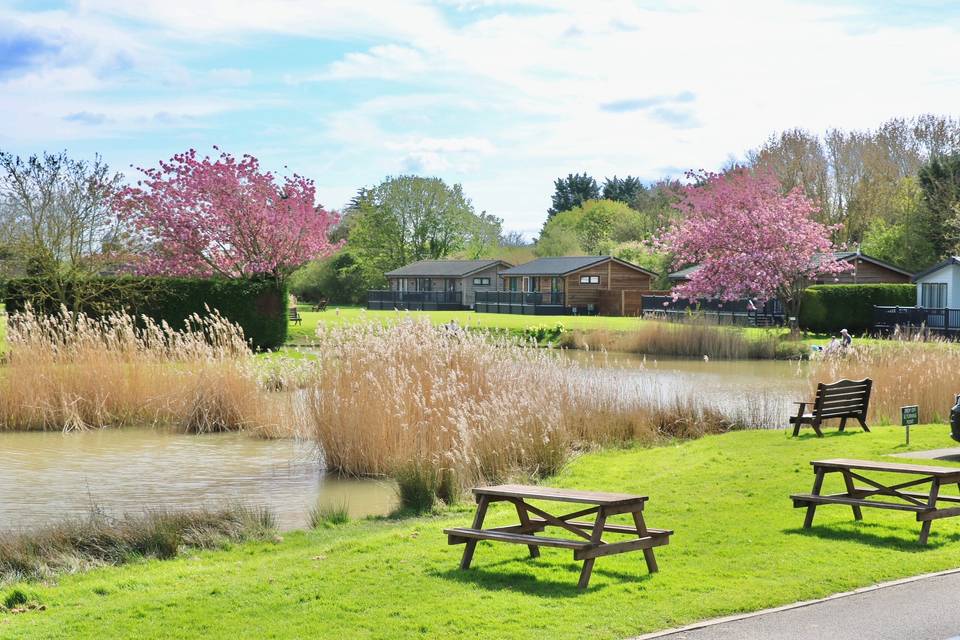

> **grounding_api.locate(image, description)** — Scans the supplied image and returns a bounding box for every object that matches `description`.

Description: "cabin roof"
[912,257,960,282]
[384,259,511,278]
[501,256,657,277]
[669,252,913,282]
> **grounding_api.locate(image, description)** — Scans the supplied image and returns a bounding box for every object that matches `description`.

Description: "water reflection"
[0,429,397,532]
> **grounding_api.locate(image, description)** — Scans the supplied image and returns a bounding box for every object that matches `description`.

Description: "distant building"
[476,255,658,315]
[912,257,960,308]
[668,252,912,287]
[367,259,512,310]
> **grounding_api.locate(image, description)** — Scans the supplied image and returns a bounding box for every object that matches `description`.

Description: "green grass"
[6,426,960,639]
[286,305,653,343]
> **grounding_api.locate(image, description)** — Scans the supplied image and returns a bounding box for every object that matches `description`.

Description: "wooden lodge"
[368,259,512,310]
[475,256,659,315]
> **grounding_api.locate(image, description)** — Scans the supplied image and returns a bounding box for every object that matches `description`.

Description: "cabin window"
[579,275,600,285]
[473,277,490,286]
[509,278,518,292]
[921,282,948,308]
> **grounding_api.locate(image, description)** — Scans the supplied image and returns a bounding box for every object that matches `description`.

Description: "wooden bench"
[791,459,960,544]
[312,300,327,312]
[790,378,872,437]
[444,484,672,589]
[288,308,303,325]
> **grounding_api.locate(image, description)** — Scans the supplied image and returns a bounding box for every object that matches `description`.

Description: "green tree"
[860,177,936,272]
[548,172,599,218]
[918,153,960,258]
[348,175,479,275]
[602,175,648,210]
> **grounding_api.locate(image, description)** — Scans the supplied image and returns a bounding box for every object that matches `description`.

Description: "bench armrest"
[793,401,809,417]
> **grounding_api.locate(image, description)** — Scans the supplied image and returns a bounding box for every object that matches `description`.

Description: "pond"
[0,429,398,533]
[1,356,808,533]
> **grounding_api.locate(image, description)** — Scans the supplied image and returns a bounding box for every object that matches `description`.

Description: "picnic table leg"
[512,499,540,559]
[919,480,940,545]
[577,508,607,590]
[803,468,826,528]
[841,470,863,521]
[459,495,490,570]
[632,510,659,573]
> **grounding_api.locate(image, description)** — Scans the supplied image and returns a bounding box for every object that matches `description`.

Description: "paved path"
[644,570,960,640]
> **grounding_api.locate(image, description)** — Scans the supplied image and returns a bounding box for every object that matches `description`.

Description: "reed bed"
[559,320,804,360]
[809,333,960,425]
[0,504,275,585]
[302,318,752,508]
[0,307,269,433]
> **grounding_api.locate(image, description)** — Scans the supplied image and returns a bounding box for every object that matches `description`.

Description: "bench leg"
[577,508,607,589]
[841,470,863,520]
[632,511,658,573]
[858,417,871,433]
[512,499,540,559]
[811,420,824,438]
[460,496,490,570]
[791,421,801,437]
[838,417,847,432]
[919,480,940,545]
[804,469,826,528]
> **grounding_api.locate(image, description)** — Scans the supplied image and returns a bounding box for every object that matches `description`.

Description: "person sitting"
[840,328,852,349]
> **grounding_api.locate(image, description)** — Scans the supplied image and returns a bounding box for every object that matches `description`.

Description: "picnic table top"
[473,484,648,506]
[811,458,960,477]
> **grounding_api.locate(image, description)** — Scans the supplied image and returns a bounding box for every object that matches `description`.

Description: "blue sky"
[1,1,960,236]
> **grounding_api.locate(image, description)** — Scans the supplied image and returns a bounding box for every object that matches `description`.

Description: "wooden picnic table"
[444,484,672,589]
[791,458,960,544]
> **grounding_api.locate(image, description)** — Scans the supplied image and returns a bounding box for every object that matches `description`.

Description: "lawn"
[6,426,960,639]
[285,305,654,343]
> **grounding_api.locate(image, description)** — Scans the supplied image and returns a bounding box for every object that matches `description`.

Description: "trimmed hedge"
[799,284,916,333]
[4,276,287,350]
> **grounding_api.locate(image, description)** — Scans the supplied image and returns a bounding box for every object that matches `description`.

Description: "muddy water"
[0,429,397,532]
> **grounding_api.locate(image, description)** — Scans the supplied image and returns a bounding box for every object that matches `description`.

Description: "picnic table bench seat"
[791,458,960,544]
[444,484,672,589]
[790,378,872,437]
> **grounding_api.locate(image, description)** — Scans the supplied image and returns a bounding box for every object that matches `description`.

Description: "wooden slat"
[574,532,672,560]
[472,484,647,506]
[791,493,930,513]
[811,459,960,478]
[443,527,590,549]
[918,506,960,521]
[527,517,671,536]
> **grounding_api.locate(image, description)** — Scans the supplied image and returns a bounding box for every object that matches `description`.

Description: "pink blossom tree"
[659,168,850,324]
[114,148,342,283]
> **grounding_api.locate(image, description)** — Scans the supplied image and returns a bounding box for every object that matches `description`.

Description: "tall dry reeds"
[809,335,960,425]
[302,318,744,508]
[0,306,270,433]
[560,320,803,360]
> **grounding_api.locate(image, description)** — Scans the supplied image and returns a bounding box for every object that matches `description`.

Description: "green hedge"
[4,276,287,350]
[799,284,916,333]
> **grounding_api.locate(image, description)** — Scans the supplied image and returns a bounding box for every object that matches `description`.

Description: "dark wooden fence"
[640,295,785,327]
[474,291,568,315]
[873,306,960,335]
[367,290,464,311]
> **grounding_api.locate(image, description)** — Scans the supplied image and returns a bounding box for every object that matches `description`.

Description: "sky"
[1,1,960,237]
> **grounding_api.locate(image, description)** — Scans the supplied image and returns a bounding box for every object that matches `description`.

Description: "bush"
[4,276,287,350]
[799,284,916,333]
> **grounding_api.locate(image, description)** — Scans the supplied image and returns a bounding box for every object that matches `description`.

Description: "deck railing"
[640,295,785,327]
[367,290,463,309]
[873,306,960,332]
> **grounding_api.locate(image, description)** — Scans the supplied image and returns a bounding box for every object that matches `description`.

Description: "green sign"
[901,405,919,426]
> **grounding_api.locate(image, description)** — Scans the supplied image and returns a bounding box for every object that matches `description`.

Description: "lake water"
[0,429,398,533]
[0,356,807,533]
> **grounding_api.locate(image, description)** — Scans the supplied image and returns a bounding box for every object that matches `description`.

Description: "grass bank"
[5,427,960,639]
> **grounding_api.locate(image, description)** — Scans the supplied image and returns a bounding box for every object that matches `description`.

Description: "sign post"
[902,405,919,444]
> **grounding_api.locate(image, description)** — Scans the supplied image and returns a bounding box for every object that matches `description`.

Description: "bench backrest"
[812,378,872,420]
[288,308,300,319]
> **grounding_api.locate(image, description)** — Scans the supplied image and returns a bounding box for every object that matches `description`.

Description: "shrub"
[522,322,565,344]
[4,276,287,350]
[799,284,915,333]
[308,501,350,528]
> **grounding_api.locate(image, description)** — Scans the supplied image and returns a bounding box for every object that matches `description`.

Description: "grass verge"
[5,426,960,639]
